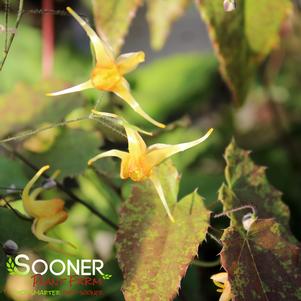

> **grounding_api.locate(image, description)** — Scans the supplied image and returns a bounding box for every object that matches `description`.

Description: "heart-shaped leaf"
[116,161,210,300]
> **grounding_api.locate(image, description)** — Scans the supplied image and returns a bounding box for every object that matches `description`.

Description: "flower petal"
[66,7,114,65]
[46,80,93,97]
[210,272,228,283]
[123,124,147,160]
[30,169,60,200]
[146,128,213,167]
[88,149,128,166]
[116,51,145,75]
[113,78,165,128]
[22,165,50,216]
[29,199,65,218]
[32,212,70,245]
[150,174,175,222]
[220,281,232,301]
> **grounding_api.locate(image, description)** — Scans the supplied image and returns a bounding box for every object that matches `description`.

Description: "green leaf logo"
[6,257,17,275]
[101,273,112,280]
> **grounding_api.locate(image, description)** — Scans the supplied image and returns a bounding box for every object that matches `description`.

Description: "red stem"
[42,0,54,78]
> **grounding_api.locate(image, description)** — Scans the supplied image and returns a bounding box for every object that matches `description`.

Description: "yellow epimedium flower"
[47,7,165,129]
[211,272,232,301]
[22,165,71,246]
[88,111,213,222]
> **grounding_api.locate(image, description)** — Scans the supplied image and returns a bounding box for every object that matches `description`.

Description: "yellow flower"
[88,111,213,222]
[47,7,165,129]
[22,165,70,246]
[211,272,232,301]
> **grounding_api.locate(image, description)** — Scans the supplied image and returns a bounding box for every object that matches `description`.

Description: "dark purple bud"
[3,240,19,255]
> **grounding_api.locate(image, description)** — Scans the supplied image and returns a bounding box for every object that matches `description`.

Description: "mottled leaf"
[92,0,142,54]
[197,0,292,104]
[116,161,210,300]
[146,0,190,50]
[218,140,290,231]
[27,128,101,180]
[221,219,301,301]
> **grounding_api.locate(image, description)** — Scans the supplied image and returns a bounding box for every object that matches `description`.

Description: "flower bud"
[3,240,19,255]
[242,213,257,231]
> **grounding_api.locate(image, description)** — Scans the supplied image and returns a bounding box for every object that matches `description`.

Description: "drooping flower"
[22,165,71,246]
[211,272,232,301]
[88,111,213,222]
[47,7,165,129]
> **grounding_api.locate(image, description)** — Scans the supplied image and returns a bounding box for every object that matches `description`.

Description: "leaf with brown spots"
[197,0,292,104]
[146,0,190,50]
[116,161,210,301]
[92,0,142,54]
[221,219,301,301]
[218,140,290,232]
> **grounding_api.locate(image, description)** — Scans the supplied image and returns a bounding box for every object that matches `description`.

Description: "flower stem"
[0,0,24,71]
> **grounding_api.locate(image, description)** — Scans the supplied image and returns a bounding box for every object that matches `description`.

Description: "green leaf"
[116,161,210,300]
[221,219,301,301]
[245,0,292,56]
[92,0,142,54]
[0,156,27,188]
[197,0,292,104]
[218,140,290,231]
[27,128,101,180]
[146,0,190,50]
[0,81,83,138]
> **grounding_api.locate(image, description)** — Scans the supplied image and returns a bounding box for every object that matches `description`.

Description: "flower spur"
[22,165,72,246]
[88,111,213,222]
[211,272,232,301]
[47,7,165,129]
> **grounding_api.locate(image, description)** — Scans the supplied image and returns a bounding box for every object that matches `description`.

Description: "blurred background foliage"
[0,0,301,300]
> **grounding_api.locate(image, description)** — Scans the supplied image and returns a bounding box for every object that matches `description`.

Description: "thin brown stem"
[1,198,32,221]
[214,204,256,218]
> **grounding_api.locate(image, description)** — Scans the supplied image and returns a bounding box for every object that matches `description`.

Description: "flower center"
[91,64,122,91]
[123,157,152,182]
